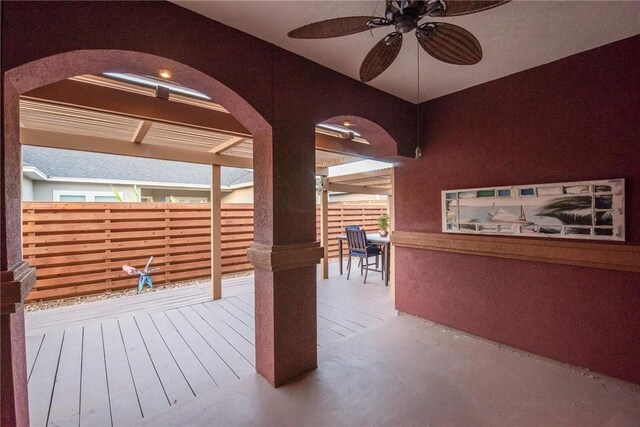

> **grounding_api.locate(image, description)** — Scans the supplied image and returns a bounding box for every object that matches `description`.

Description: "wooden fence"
[22,202,386,301]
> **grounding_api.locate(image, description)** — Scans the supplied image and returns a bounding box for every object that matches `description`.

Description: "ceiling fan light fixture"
[288,0,510,82]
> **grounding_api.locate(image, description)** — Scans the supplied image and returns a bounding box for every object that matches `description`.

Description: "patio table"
[336,234,390,287]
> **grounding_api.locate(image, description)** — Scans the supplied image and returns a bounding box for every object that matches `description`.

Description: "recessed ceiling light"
[342,120,352,127]
[159,69,172,79]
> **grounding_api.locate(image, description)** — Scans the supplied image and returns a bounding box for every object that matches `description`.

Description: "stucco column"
[1,84,36,426]
[247,123,322,387]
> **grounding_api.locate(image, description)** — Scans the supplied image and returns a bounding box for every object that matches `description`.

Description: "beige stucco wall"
[221,186,253,203]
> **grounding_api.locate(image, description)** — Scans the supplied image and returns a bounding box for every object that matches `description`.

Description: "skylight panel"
[103,72,211,100]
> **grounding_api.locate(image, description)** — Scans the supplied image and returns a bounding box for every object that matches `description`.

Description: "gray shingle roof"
[22,146,253,187]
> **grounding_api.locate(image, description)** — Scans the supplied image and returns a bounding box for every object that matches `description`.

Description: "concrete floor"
[140,314,640,427]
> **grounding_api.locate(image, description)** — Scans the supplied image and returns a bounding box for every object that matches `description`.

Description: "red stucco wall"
[395,36,640,384]
[0,1,416,153]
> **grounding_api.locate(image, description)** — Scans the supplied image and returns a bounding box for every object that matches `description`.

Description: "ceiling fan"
[288,0,510,82]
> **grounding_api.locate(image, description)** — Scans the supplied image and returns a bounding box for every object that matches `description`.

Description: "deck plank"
[225,296,254,313]
[134,314,195,406]
[177,306,254,378]
[149,312,217,397]
[79,322,112,427]
[101,319,143,425]
[27,329,64,427]
[317,303,381,329]
[48,325,84,427]
[163,309,238,387]
[215,299,255,329]
[117,317,170,416]
[202,301,255,345]
[190,304,255,367]
[26,334,45,382]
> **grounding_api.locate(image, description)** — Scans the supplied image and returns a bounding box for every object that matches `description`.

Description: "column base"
[248,242,322,387]
[1,260,36,427]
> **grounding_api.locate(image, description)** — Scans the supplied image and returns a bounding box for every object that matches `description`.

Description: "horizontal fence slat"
[22,201,386,301]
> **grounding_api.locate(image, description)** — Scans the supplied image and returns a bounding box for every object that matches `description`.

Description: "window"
[95,195,118,202]
[59,195,86,202]
[53,190,123,202]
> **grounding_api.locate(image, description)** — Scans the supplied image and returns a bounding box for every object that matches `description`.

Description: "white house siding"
[32,181,136,202]
[22,177,34,201]
[141,188,210,203]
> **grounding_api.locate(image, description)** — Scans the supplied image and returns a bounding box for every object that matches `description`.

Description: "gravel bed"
[24,271,253,313]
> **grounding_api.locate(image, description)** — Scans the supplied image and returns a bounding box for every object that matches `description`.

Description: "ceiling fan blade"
[288,16,387,39]
[439,0,510,17]
[359,32,403,82]
[416,22,482,65]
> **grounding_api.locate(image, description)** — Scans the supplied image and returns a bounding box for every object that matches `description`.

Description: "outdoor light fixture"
[103,72,212,100]
[316,123,362,138]
[159,69,172,79]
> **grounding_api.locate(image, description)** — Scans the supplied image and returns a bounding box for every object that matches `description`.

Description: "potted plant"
[377,213,390,237]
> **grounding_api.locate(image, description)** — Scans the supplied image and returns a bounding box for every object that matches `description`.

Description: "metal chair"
[345,228,383,284]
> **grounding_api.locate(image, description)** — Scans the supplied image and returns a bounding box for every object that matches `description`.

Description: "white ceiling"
[173,1,640,103]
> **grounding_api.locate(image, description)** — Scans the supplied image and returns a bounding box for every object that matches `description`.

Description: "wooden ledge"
[1,260,37,314]
[247,241,324,272]
[391,231,640,274]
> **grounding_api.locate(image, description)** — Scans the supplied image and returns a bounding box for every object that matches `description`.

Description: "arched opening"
[2,50,274,426]
[319,115,399,160]
[314,115,398,299]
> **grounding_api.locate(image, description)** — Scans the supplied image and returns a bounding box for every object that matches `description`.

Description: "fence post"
[320,189,329,279]
[211,165,222,300]
[105,208,112,291]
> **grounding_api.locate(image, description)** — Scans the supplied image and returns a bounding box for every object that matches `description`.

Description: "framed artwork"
[442,179,625,241]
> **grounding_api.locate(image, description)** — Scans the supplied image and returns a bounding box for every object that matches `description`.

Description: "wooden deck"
[25,263,396,427]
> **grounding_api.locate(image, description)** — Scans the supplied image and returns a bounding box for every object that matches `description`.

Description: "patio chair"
[122,256,159,294]
[345,228,383,284]
[344,225,362,268]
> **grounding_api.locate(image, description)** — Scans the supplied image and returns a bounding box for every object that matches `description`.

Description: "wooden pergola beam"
[23,79,252,137]
[326,182,392,195]
[21,128,253,169]
[131,120,153,143]
[315,167,329,177]
[23,80,384,161]
[327,168,392,183]
[209,136,245,154]
[314,132,375,159]
[22,79,388,173]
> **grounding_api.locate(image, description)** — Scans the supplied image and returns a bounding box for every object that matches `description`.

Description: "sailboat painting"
[442,179,625,241]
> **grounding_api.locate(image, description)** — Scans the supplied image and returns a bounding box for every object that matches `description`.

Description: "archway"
[2,49,318,427]
[315,115,399,295]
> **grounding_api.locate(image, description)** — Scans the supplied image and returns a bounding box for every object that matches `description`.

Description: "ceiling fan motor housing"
[386,0,443,33]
